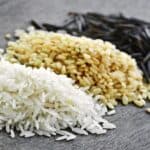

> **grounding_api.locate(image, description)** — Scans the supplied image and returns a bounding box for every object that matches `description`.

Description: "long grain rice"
[0,58,115,140]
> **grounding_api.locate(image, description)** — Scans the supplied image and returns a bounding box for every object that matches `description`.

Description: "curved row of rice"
[0,59,115,140]
[6,29,149,108]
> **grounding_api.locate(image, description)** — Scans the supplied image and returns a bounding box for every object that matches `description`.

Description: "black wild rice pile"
[30,12,150,83]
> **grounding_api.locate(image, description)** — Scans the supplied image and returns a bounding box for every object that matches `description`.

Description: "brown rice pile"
[5,30,149,108]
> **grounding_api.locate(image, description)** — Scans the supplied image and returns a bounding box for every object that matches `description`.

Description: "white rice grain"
[0,59,115,140]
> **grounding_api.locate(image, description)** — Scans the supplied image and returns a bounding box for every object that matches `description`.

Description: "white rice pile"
[0,59,115,140]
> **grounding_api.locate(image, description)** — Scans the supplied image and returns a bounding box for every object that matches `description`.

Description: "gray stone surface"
[0,0,150,149]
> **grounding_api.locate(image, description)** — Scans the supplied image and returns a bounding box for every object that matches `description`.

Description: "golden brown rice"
[6,30,149,108]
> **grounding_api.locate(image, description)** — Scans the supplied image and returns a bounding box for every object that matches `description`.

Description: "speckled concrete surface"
[0,0,150,150]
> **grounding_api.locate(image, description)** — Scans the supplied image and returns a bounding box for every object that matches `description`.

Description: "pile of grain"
[0,59,115,140]
[6,29,149,108]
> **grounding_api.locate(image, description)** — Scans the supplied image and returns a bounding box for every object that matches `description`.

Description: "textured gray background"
[0,0,150,150]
